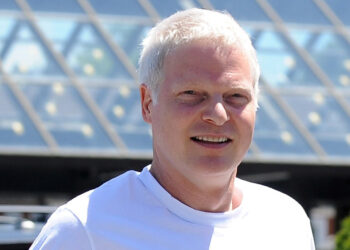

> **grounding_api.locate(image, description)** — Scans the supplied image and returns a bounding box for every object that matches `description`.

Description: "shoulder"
[65,169,143,221]
[236,179,315,249]
[237,178,307,217]
[31,170,143,249]
[30,207,92,249]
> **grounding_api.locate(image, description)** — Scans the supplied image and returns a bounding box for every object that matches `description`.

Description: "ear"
[140,83,153,124]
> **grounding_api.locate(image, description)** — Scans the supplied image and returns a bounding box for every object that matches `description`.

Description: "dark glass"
[254,91,315,157]
[148,0,198,18]
[88,0,147,16]
[283,92,350,157]
[57,23,132,80]
[27,0,83,13]
[324,0,350,26]
[86,86,152,151]
[211,0,270,22]
[266,0,330,25]
[0,83,46,147]
[102,21,151,67]
[1,21,64,77]
[20,83,116,149]
[255,30,322,87]
[0,0,19,10]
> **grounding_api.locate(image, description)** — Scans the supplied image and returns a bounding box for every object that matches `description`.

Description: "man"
[31,8,315,249]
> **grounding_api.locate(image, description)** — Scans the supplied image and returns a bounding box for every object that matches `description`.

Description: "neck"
[150,160,242,213]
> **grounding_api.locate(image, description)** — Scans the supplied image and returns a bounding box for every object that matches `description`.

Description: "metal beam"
[16,0,127,151]
[137,0,161,23]
[260,78,327,158]
[0,61,58,150]
[196,0,214,10]
[257,0,350,119]
[77,0,139,82]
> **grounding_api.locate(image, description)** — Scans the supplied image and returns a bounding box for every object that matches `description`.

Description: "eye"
[183,90,196,95]
[226,93,249,107]
[177,90,205,104]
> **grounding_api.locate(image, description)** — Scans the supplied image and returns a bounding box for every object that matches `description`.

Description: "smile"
[191,136,231,143]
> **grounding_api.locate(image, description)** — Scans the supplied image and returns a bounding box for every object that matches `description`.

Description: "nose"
[202,99,230,126]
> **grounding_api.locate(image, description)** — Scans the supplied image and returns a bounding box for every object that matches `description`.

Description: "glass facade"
[0,0,349,163]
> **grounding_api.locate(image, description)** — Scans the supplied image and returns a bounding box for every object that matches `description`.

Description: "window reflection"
[27,0,83,13]
[255,30,321,87]
[148,0,198,18]
[87,0,147,16]
[283,92,350,156]
[254,91,315,157]
[0,83,46,147]
[19,82,116,149]
[266,0,330,25]
[211,0,270,22]
[86,86,152,151]
[324,0,350,26]
[37,18,132,81]
[102,21,152,67]
[2,21,64,77]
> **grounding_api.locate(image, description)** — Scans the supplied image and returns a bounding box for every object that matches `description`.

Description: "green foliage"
[336,215,350,250]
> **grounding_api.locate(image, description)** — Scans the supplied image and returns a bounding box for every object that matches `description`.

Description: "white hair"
[138,8,260,107]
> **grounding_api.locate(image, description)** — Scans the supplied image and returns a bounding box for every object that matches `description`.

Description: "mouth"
[191,136,232,144]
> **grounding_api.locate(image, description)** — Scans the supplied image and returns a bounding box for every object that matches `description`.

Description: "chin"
[190,157,238,176]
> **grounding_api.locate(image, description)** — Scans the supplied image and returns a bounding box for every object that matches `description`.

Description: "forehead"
[162,39,253,88]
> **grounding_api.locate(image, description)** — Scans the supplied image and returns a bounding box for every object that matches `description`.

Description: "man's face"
[141,39,256,186]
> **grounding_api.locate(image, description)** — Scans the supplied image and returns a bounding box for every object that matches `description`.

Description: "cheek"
[235,108,256,132]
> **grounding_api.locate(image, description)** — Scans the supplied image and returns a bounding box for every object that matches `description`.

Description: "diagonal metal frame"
[0,60,58,150]
[0,19,22,60]
[77,0,139,82]
[137,0,161,23]
[61,22,84,57]
[254,0,350,158]
[313,0,350,95]
[15,0,127,151]
[260,78,327,158]
[196,0,215,9]
[256,0,350,119]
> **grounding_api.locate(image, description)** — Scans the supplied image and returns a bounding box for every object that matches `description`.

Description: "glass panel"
[210,0,270,22]
[27,0,83,13]
[102,21,151,67]
[290,30,350,89]
[266,0,331,25]
[0,83,46,147]
[0,17,16,55]
[57,23,132,81]
[254,91,315,157]
[1,21,64,77]
[37,17,77,53]
[20,82,116,150]
[255,30,322,88]
[324,0,350,26]
[0,0,19,10]
[283,92,350,157]
[86,86,152,151]
[148,0,198,18]
[88,0,148,16]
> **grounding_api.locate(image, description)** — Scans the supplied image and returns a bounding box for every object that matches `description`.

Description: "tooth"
[195,136,228,142]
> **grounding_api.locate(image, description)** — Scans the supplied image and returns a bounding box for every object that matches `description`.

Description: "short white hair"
[138,8,260,107]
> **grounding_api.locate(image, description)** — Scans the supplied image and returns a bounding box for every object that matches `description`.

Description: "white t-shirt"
[30,166,315,250]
